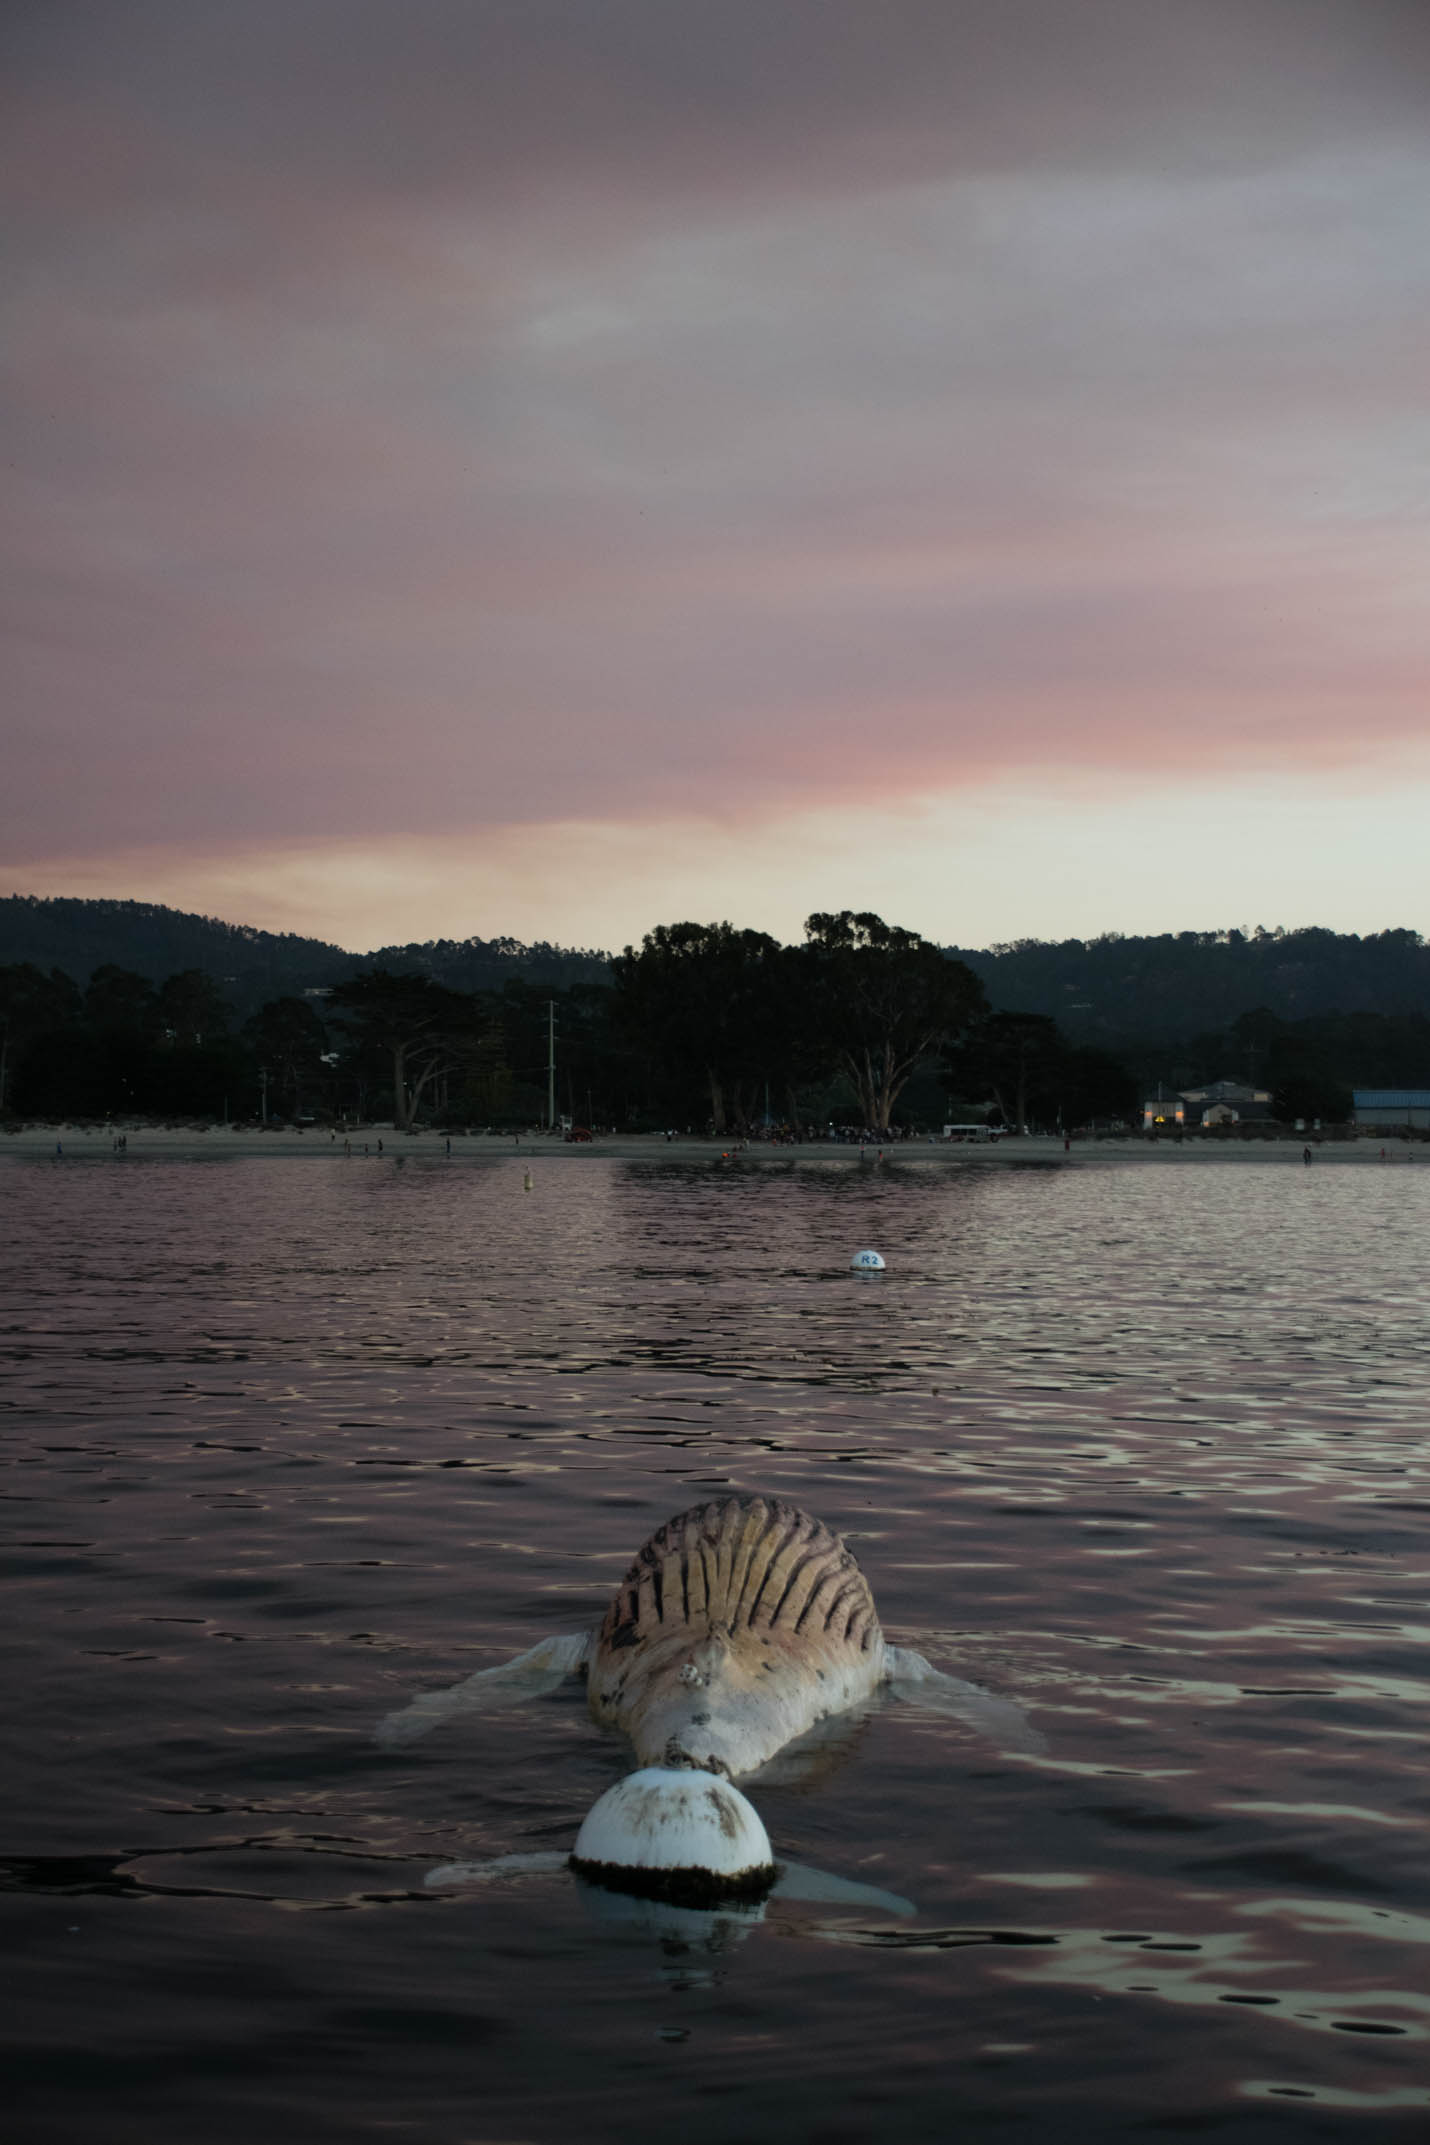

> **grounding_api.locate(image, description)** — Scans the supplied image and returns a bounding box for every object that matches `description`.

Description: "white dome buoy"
[570,1767,775,1901]
[850,1248,886,1271]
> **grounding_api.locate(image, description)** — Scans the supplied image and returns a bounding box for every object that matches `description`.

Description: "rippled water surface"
[5,1153,1430,2141]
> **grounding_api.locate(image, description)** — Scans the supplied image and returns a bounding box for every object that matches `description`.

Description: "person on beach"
[1303,1145,1312,1164]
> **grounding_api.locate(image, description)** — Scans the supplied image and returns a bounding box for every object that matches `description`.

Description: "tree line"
[6,899,1428,1066]
[609,914,1135,1134]
[0,915,1136,1133]
[5,912,1420,1131]
[0,962,612,1129]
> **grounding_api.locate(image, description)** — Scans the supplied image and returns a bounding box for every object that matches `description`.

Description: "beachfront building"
[1180,1080,1275,1127]
[1352,1089,1430,1131]
[1143,1078,1275,1131]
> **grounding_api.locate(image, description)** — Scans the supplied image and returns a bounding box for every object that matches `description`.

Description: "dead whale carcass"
[377,1493,1041,1901]
[587,1496,891,1778]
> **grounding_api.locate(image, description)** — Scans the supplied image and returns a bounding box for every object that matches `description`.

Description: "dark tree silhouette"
[155,970,232,1048]
[610,922,784,1132]
[328,970,482,1130]
[0,964,81,1114]
[801,912,987,1133]
[950,1011,1064,1134]
[84,965,159,1037]
[243,997,331,1116]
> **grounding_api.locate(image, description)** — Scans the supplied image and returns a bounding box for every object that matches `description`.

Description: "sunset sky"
[4,0,1428,953]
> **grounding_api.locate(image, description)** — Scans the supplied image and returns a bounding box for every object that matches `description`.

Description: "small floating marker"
[850,1248,886,1271]
[523,1168,533,1192]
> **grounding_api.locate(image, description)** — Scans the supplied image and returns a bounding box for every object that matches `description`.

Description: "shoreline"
[2,1125,1417,1166]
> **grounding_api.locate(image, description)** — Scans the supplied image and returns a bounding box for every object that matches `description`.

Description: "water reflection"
[990,1912,1430,2041]
[5,1156,1430,2138]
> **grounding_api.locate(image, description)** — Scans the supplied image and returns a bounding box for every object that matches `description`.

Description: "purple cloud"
[2,0,1428,899]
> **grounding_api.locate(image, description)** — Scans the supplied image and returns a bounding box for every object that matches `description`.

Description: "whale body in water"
[377,1494,1041,1904]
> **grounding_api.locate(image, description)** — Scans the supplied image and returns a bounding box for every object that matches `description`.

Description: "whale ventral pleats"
[595,1495,881,1661]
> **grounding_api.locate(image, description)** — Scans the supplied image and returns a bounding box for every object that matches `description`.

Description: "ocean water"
[5,1152,1430,2142]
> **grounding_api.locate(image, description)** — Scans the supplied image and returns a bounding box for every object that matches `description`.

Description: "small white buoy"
[850,1248,886,1271]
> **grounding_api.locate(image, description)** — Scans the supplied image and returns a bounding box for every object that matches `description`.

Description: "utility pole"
[546,1001,556,1131]
[259,1066,269,1123]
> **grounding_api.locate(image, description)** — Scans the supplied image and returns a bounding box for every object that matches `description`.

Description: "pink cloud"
[3,2,1429,894]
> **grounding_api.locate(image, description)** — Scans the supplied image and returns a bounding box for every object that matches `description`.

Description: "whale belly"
[587,1496,886,1777]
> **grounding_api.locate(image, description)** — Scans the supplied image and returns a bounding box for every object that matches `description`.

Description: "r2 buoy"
[850,1249,885,1271]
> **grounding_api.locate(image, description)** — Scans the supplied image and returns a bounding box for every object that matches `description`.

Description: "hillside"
[0,895,610,1014]
[4,897,1427,1052]
[947,927,1430,1047]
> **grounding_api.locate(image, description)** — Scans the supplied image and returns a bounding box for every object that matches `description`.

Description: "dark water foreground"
[4,1154,1430,2143]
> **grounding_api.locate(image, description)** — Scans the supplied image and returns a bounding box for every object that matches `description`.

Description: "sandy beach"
[2,1124,1413,1165]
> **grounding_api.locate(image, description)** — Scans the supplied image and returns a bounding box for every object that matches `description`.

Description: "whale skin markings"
[585,1495,889,1779]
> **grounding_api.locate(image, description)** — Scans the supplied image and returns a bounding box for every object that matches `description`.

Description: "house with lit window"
[1143,1078,1275,1130]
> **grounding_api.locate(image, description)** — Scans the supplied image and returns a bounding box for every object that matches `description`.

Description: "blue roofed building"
[1353,1089,1430,1130]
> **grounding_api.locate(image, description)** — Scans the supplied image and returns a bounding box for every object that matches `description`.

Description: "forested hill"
[0,897,350,1005]
[5,897,1427,1042]
[368,934,609,994]
[0,896,609,1013]
[947,928,1430,1045]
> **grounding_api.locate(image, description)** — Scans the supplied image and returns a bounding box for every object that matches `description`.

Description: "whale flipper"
[423,1851,914,1918]
[884,1645,1045,1755]
[771,1863,916,1917]
[425,1852,571,1887]
[375,1630,592,1748]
